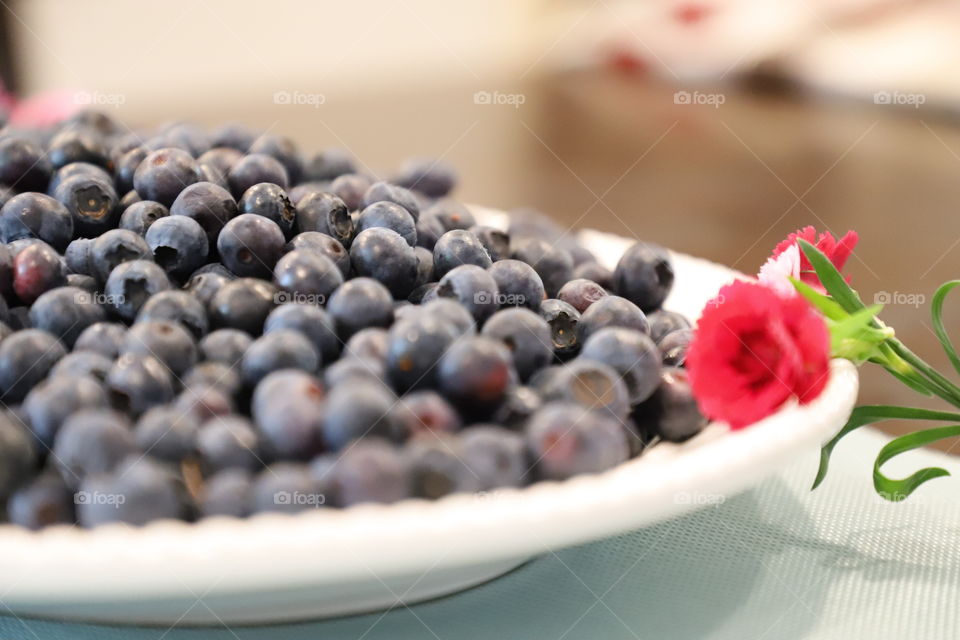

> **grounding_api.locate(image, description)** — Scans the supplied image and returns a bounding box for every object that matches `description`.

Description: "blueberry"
[90,228,152,281]
[67,273,97,292]
[175,383,235,427]
[197,146,242,182]
[327,277,394,339]
[469,225,510,262]
[613,242,673,312]
[169,181,238,246]
[355,202,418,251]
[156,122,212,156]
[238,182,297,238]
[0,329,66,402]
[0,135,51,191]
[329,438,411,506]
[459,425,527,490]
[53,173,119,236]
[659,328,692,367]
[47,126,110,169]
[284,231,351,277]
[425,199,475,231]
[572,260,613,290]
[217,213,285,278]
[52,409,134,487]
[485,260,544,314]
[183,270,230,307]
[481,308,553,381]
[106,353,175,415]
[396,391,462,437]
[405,434,478,499]
[386,314,457,392]
[510,238,573,298]
[241,329,319,386]
[183,361,243,398]
[208,278,277,335]
[581,327,661,404]
[408,282,437,304]
[525,403,629,480]
[64,110,120,137]
[264,303,340,364]
[433,229,492,278]
[0,192,74,250]
[362,181,420,221]
[435,264,499,324]
[647,310,691,344]
[415,210,445,250]
[200,469,253,518]
[557,278,607,313]
[323,357,387,389]
[0,241,13,297]
[410,246,435,290]
[252,370,326,460]
[199,328,253,364]
[303,148,355,181]
[197,415,261,473]
[345,328,389,362]
[211,123,256,152]
[50,351,112,382]
[137,290,208,339]
[349,227,418,298]
[114,146,148,194]
[29,286,107,347]
[13,241,67,304]
[295,191,353,244]
[274,249,344,303]
[421,298,476,336]
[142,215,208,280]
[77,456,188,527]
[123,320,198,377]
[490,385,543,430]
[227,153,288,198]
[329,173,373,211]
[393,157,456,198]
[0,413,37,499]
[133,148,200,206]
[103,260,172,321]
[633,367,706,442]
[536,358,630,421]
[251,462,326,514]
[48,162,112,196]
[322,382,404,451]
[7,473,74,529]
[577,295,648,343]
[74,321,127,358]
[249,133,302,183]
[119,200,169,236]
[133,405,200,463]
[438,336,514,415]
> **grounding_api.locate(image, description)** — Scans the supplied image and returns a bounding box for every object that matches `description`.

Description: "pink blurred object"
[0,78,81,128]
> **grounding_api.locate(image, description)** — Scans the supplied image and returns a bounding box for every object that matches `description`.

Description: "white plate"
[0,210,859,625]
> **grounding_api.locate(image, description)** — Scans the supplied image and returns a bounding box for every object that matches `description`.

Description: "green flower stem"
[885,338,960,409]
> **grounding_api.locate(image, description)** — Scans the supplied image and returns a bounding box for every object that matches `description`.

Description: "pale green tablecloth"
[3,427,959,640]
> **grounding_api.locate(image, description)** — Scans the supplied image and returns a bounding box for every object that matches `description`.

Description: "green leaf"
[874,425,960,500]
[931,280,960,377]
[790,277,847,321]
[812,405,960,490]
[797,239,867,314]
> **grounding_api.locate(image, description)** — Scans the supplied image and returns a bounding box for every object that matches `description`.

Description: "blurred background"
[3,0,960,442]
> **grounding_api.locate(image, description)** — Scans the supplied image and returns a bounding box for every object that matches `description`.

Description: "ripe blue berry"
[613,242,674,312]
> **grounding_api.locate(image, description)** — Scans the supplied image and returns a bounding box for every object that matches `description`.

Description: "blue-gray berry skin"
[201,469,253,518]
[413,246,434,288]
[252,462,327,514]
[295,193,354,247]
[249,134,302,184]
[47,127,110,169]
[647,310,692,344]
[469,225,510,262]
[525,402,629,480]
[349,227,419,299]
[133,148,199,207]
[137,290,208,339]
[557,278,608,314]
[632,367,706,443]
[572,261,613,290]
[356,201,418,247]
[54,173,119,237]
[0,135,51,192]
[199,328,253,364]
[106,353,175,416]
[323,357,387,389]
[538,298,580,359]
[53,409,134,488]
[327,277,394,340]
[119,200,169,236]
[421,298,475,336]
[252,370,326,460]
[426,199,475,232]
[265,303,340,364]
[436,264,499,325]
[581,327,661,405]
[362,181,420,221]
[104,260,172,322]
[303,148,355,182]
[114,145,148,194]
[168,181,237,247]
[13,241,68,304]
[393,157,457,198]
[133,405,200,463]
[659,329,693,367]
[64,237,93,275]
[74,321,127,358]
[537,358,630,422]
[510,238,573,299]
[23,374,107,449]
[67,273,97,292]
[345,328,389,363]
[241,329,320,387]
[433,229,492,279]
[174,384,234,423]
[405,434,479,499]
[386,314,457,393]
[90,229,152,282]
[330,173,373,211]
[487,259,545,312]
[438,336,514,417]
[396,390,462,437]
[208,278,277,335]
[0,412,37,499]
[0,192,74,251]
[238,182,297,238]
[77,456,189,527]
[123,320,198,377]
[284,231,351,277]
[415,211,445,250]
[331,438,411,506]
[322,382,404,451]
[7,473,74,529]
[197,415,261,473]
[613,242,674,312]
[274,249,343,302]
[183,270,230,310]
[490,385,542,431]
[227,153,289,198]
[0,329,66,402]
[49,162,111,195]
[459,425,527,490]
[481,308,553,382]
[217,213,285,279]
[183,361,243,399]
[576,295,649,343]
[29,286,107,347]
[50,351,112,382]
[145,215,209,280]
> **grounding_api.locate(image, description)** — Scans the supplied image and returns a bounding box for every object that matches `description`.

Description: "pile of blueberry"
[0,110,702,529]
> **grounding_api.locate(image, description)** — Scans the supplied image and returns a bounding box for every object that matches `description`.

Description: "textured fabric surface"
[3,427,959,640]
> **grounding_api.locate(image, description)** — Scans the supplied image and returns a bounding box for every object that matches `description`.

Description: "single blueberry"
[0,192,74,251]
[103,260,172,321]
[613,242,674,312]
[208,278,277,335]
[349,227,418,298]
[217,213,285,279]
[133,148,200,206]
[90,228,152,282]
